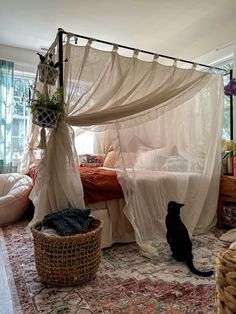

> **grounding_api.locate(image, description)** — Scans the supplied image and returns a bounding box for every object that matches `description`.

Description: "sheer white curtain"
[27,40,224,256]
[112,74,223,256]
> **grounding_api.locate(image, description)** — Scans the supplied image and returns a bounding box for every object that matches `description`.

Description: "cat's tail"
[186,259,213,277]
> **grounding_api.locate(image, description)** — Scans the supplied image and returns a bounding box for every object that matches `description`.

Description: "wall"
[195,40,236,67]
[0,44,38,74]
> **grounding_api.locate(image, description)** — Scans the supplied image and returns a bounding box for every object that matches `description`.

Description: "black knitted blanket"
[36,208,92,236]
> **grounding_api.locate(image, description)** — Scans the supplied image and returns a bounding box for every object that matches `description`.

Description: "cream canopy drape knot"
[27,40,224,257]
[29,120,85,225]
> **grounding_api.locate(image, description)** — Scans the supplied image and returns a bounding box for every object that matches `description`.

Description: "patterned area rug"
[0,218,228,314]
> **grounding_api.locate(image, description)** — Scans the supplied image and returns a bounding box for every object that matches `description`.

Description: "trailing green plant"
[221,140,236,160]
[222,151,233,160]
[30,87,65,118]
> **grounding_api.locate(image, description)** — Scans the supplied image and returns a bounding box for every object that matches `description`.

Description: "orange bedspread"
[27,166,123,205]
[80,167,123,204]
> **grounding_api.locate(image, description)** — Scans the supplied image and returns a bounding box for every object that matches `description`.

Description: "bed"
[24,29,223,255]
[27,156,208,251]
[27,164,135,248]
[79,166,135,248]
[87,166,207,250]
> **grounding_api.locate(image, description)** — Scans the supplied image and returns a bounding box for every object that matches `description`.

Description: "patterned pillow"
[79,154,106,167]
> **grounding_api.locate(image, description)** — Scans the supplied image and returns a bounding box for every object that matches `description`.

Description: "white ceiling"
[1,0,236,61]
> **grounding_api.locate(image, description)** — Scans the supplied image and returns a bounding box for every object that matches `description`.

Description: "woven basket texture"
[31,218,103,287]
[32,107,59,128]
[216,249,236,314]
[38,64,59,85]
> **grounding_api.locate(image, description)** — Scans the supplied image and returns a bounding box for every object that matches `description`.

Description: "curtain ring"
[133,49,139,58]
[112,44,119,52]
[74,36,78,45]
[206,66,214,73]
[87,39,93,47]
[153,54,159,62]
[67,32,73,44]
[173,58,179,66]
[192,63,197,69]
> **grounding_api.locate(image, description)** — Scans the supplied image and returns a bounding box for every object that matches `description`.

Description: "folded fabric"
[36,208,92,236]
[220,228,236,242]
[229,242,236,249]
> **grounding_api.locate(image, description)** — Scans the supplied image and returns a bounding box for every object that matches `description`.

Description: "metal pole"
[60,28,226,73]
[57,28,64,88]
[229,69,233,140]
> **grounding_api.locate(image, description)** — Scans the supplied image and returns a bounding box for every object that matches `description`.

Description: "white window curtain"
[0,60,14,173]
[26,41,224,256]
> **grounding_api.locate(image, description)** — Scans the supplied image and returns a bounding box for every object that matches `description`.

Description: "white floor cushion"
[0,173,33,226]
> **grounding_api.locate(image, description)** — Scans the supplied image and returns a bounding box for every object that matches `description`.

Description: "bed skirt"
[88,198,135,248]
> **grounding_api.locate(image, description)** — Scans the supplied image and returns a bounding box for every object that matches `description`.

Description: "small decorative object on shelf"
[217,175,236,227]
[233,152,236,176]
[222,140,236,175]
[222,203,236,225]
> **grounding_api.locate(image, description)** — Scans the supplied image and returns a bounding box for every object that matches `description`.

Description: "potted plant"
[222,140,236,175]
[30,87,65,128]
[37,53,60,85]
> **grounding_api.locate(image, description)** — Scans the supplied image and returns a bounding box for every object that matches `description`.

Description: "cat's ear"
[168,200,179,207]
[167,201,175,210]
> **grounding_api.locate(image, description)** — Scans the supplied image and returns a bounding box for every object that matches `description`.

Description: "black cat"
[165,201,213,277]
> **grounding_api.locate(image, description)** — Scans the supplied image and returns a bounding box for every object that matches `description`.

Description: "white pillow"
[162,156,188,172]
[115,152,136,168]
[103,151,117,168]
[134,146,178,170]
[103,151,136,168]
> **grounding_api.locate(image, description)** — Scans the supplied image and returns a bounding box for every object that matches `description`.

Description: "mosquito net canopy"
[25,37,224,256]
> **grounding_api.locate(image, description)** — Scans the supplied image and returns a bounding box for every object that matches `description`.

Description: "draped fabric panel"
[112,74,224,256]
[27,41,224,256]
[28,121,85,224]
[63,44,210,126]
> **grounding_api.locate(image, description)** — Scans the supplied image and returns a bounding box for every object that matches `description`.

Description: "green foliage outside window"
[221,63,233,140]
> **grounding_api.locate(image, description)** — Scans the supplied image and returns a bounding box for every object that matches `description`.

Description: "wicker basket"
[38,64,59,85]
[31,218,103,287]
[32,106,60,128]
[216,249,236,314]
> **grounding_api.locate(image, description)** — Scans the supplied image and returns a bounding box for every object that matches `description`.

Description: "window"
[11,74,34,170]
[213,59,234,140]
[0,62,35,173]
[222,64,233,140]
[74,130,94,154]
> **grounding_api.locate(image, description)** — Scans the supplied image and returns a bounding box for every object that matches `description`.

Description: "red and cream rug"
[0,219,228,313]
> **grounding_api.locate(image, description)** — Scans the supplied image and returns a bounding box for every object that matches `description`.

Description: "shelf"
[217,175,236,227]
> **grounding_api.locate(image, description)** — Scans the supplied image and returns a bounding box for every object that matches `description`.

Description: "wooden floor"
[0,236,15,314]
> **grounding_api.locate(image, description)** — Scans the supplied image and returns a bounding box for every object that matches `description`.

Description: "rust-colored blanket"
[26,165,123,205]
[80,167,123,204]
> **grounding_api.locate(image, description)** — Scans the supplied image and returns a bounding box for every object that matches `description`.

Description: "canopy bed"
[23,28,225,256]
